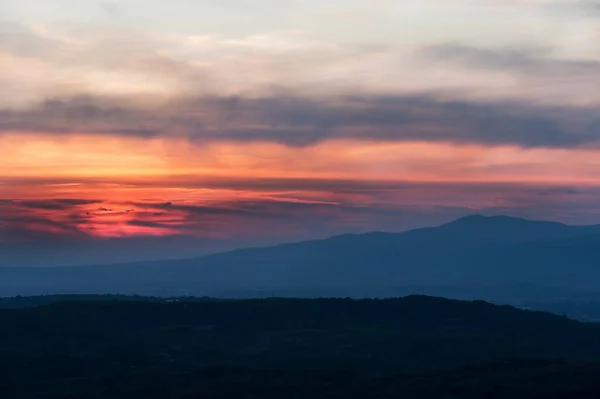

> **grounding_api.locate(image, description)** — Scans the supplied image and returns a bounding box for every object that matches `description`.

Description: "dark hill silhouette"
[5,296,600,397]
[3,296,600,370]
[2,215,600,297]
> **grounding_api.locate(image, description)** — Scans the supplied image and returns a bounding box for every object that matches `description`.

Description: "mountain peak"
[448,214,532,226]
[437,214,574,242]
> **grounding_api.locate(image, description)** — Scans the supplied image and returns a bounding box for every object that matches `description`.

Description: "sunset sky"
[1,0,599,266]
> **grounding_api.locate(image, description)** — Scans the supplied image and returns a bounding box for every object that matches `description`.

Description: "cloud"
[1,93,598,149]
[2,175,594,197]
[101,1,122,18]
[1,20,598,110]
[4,178,600,248]
[419,43,600,78]
[0,214,87,240]
[131,198,340,219]
[126,219,174,229]
[441,0,600,15]
[9,198,103,210]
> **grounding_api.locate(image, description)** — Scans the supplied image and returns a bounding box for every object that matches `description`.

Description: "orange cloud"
[3,132,600,241]
[2,133,600,185]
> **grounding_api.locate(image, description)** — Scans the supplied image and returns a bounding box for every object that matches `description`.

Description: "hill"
[3,296,600,397]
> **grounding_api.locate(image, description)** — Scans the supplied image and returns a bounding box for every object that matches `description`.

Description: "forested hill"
[3,296,600,397]
[3,295,599,371]
[0,293,178,308]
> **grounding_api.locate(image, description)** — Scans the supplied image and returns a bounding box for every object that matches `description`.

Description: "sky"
[1,0,600,266]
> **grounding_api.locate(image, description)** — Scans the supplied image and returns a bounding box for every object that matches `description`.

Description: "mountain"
[4,296,600,397]
[2,215,600,297]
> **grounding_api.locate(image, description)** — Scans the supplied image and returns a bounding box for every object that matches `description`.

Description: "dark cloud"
[419,43,600,77]
[0,96,159,137]
[130,199,340,221]
[536,188,580,196]
[1,93,599,149]
[9,199,103,210]
[0,214,86,238]
[0,199,109,245]
[126,219,173,229]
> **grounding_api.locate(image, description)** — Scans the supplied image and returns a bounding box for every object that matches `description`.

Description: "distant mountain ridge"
[2,215,600,297]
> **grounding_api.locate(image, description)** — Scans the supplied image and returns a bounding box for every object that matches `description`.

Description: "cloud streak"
[4,178,600,242]
[1,94,599,149]
[10,198,103,210]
